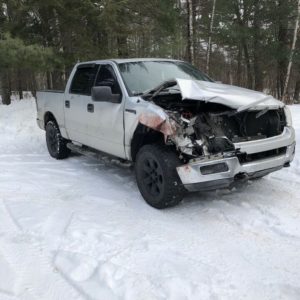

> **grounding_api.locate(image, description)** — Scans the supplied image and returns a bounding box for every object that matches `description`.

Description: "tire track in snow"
[0,200,85,300]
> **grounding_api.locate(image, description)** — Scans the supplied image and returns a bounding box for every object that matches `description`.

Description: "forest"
[0,0,300,105]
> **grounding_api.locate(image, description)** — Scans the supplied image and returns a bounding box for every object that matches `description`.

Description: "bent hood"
[176,79,284,110]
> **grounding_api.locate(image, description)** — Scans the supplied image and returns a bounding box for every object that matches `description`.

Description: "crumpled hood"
[176,79,284,110]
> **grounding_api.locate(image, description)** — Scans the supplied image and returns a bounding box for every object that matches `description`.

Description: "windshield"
[118,61,213,96]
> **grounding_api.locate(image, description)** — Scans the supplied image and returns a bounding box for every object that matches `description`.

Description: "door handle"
[87,103,94,113]
[65,100,70,108]
[125,109,136,114]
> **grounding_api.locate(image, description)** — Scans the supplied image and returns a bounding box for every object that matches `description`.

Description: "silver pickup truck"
[36,58,296,208]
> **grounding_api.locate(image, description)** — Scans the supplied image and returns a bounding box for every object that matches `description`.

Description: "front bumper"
[177,127,296,192]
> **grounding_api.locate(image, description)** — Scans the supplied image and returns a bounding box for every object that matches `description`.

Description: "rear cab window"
[70,64,99,95]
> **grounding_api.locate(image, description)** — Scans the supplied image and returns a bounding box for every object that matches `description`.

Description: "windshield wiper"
[132,92,144,96]
[142,79,178,99]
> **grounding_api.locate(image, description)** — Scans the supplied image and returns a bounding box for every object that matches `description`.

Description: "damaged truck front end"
[139,79,296,192]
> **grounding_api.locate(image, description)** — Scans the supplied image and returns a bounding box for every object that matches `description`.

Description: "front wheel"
[46,121,70,159]
[135,145,186,209]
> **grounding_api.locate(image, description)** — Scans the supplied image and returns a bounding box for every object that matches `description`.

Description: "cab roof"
[77,58,183,65]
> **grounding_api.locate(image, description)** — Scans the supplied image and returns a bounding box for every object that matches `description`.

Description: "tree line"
[0,0,299,105]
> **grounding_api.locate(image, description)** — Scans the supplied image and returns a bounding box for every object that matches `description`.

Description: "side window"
[70,65,99,95]
[95,65,121,95]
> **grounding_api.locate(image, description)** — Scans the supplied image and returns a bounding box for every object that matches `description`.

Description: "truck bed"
[36,90,65,131]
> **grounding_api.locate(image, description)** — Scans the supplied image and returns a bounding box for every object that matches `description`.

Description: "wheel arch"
[130,123,166,162]
[44,111,58,129]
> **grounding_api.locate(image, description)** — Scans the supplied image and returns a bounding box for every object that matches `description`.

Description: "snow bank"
[0,100,300,300]
[0,99,45,154]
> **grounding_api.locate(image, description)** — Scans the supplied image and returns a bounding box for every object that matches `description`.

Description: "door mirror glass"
[91,86,121,103]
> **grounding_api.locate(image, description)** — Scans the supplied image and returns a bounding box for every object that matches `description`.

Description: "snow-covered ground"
[0,99,300,300]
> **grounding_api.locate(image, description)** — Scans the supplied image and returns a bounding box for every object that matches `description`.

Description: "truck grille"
[238,147,287,163]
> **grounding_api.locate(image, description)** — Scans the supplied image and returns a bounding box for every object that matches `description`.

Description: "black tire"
[46,121,70,159]
[135,144,186,209]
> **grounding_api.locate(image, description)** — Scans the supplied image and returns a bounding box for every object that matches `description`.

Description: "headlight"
[284,106,293,127]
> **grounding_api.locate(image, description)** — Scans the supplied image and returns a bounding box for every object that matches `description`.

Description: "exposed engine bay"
[142,88,287,160]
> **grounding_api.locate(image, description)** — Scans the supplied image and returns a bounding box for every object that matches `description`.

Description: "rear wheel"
[46,121,70,159]
[135,145,186,209]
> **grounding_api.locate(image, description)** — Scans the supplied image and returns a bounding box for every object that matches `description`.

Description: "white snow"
[0,99,300,300]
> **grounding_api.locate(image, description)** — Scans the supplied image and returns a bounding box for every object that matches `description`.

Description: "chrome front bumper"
[177,127,296,192]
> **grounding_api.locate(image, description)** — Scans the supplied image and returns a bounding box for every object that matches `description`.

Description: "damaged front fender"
[138,105,177,139]
[138,104,200,156]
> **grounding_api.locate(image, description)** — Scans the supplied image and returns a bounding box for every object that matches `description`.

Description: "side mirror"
[91,86,121,103]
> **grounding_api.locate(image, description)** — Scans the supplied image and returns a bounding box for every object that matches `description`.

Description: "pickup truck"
[36,58,296,209]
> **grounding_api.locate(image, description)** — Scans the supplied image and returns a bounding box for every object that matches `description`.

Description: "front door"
[86,64,126,158]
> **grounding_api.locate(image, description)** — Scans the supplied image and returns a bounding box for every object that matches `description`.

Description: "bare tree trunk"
[253,0,263,91]
[46,71,52,90]
[235,2,253,89]
[117,36,129,57]
[206,0,217,74]
[277,0,289,99]
[243,42,253,89]
[30,72,37,98]
[236,45,242,86]
[282,0,300,102]
[294,79,300,102]
[187,0,195,64]
[1,71,11,105]
[17,69,23,100]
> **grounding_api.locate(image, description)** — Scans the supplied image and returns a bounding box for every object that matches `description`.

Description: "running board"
[67,143,132,168]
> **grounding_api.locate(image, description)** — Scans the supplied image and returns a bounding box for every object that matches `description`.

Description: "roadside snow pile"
[0,99,45,154]
[0,99,300,300]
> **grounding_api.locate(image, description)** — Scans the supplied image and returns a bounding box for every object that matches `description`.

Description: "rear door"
[64,64,99,145]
